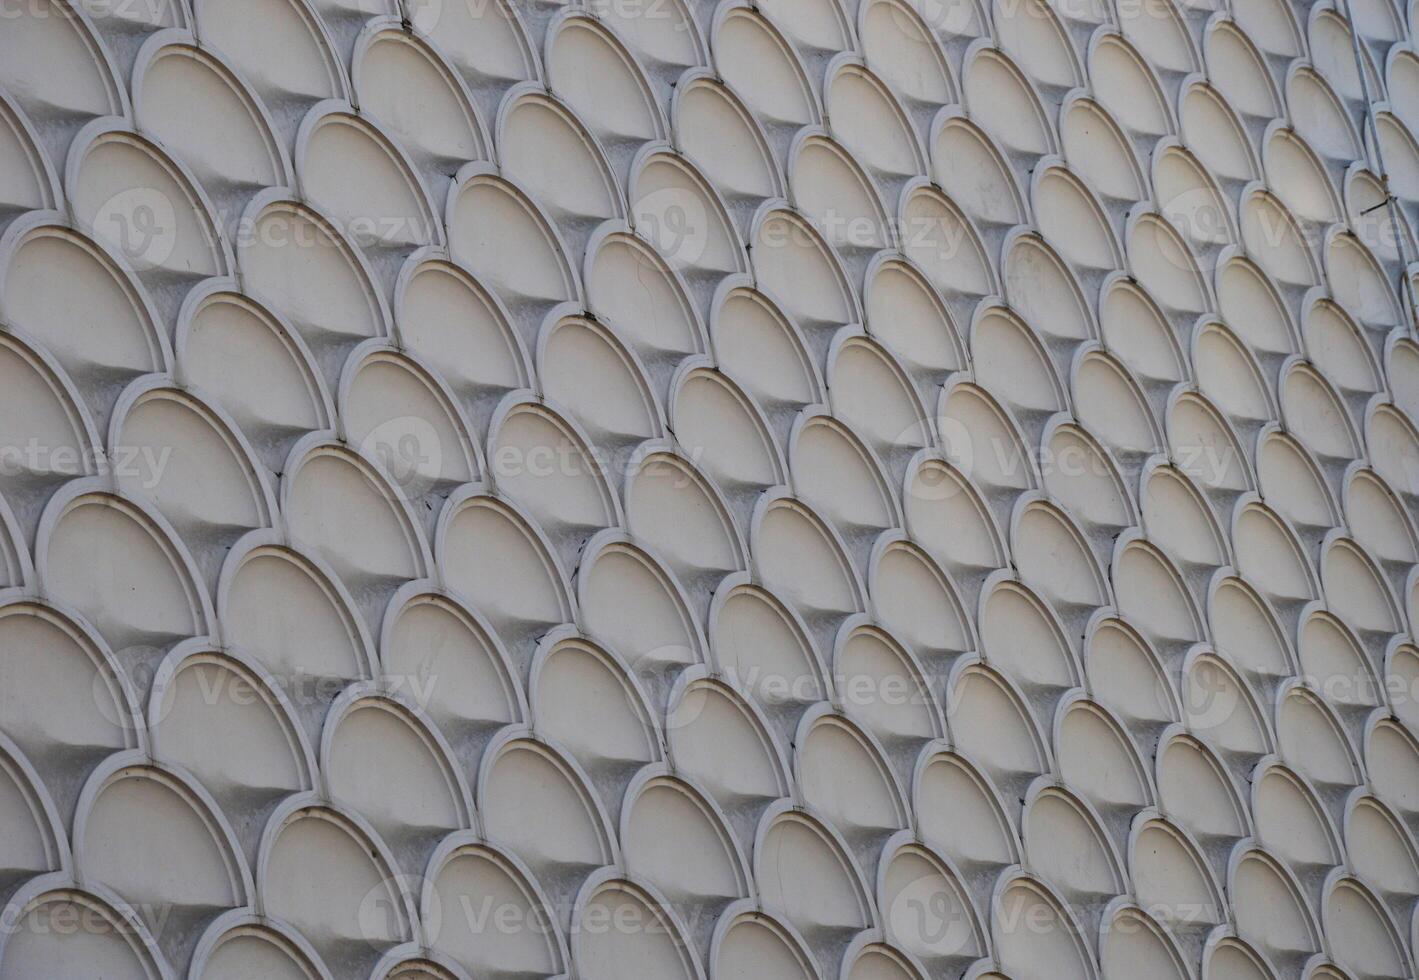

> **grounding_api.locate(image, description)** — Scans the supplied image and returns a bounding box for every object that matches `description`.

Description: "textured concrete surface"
[2,0,1419,976]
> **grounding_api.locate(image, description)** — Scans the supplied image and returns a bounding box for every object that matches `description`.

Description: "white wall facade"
[1,0,1419,977]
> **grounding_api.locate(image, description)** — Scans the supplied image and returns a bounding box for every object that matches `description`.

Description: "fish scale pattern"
[3,0,1419,976]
